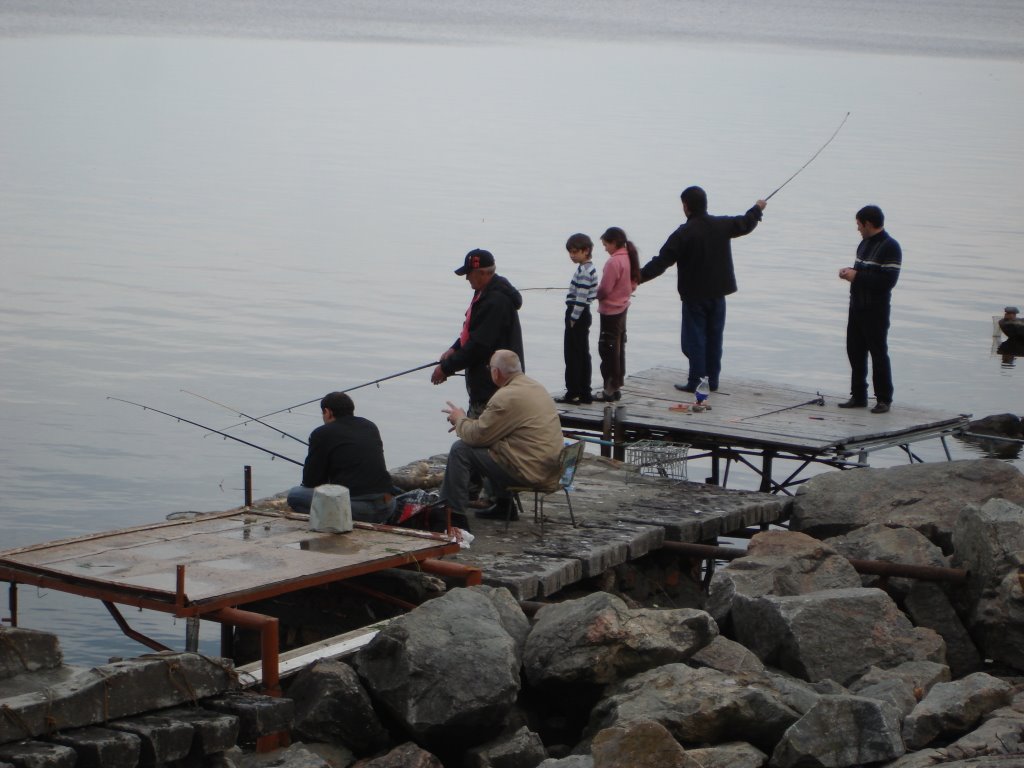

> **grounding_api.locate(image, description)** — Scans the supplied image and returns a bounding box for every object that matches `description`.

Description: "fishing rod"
[219,361,440,431]
[180,389,309,446]
[765,112,850,201]
[737,393,825,421]
[107,397,303,466]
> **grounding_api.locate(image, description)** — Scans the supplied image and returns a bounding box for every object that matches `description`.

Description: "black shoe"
[578,395,594,405]
[554,393,581,405]
[474,499,518,521]
[674,383,697,393]
[871,402,891,414]
[593,390,621,402]
[837,398,868,409]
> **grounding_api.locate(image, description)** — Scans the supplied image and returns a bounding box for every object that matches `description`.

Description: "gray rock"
[827,522,949,600]
[590,720,696,768]
[523,592,717,688]
[902,671,1015,749]
[586,663,800,753]
[687,635,766,676]
[770,695,904,767]
[848,677,918,719]
[354,587,521,749]
[951,498,1024,671]
[158,706,241,756]
[286,660,390,755]
[706,531,861,631]
[463,725,547,768]
[0,627,63,679]
[203,692,294,747]
[537,757,594,768]
[904,581,983,678]
[474,585,532,654]
[732,587,946,685]
[937,706,1024,759]
[351,741,443,767]
[46,725,142,768]
[849,660,950,697]
[685,742,768,768]
[790,459,1024,550]
[232,743,333,768]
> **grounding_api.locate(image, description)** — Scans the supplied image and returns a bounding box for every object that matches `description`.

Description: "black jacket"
[640,205,763,302]
[301,416,392,496]
[441,274,524,406]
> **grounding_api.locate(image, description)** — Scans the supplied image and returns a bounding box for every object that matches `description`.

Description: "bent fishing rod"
[764,112,850,201]
[180,389,309,446]
[218,360,440,431]
[108,397,303,466]
[737,393,825,421]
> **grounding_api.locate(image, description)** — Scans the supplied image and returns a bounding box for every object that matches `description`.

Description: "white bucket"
[309,484,353,533]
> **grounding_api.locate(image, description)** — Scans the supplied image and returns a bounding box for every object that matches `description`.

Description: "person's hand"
[442,400,465,429]
[839,267,857,283]
[431,365,448,385]
[755,199,767,211]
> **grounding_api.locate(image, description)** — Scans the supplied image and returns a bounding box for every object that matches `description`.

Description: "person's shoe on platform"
[837,398,868,409]
[871,401,891,414]
[474,497,517,521]
[674,383,697,393]
[554,393,582,405]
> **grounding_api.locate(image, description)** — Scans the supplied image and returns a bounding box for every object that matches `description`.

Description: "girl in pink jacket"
[594,226,641,401]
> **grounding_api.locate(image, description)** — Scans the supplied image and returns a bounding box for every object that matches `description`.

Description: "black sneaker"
[837,398,868,409]
[870,402,891,414]
[674,383,697,393]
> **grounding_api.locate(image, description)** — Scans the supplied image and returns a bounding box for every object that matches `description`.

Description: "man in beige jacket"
[441,349,563,521]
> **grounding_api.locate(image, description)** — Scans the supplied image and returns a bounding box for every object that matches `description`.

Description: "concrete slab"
[202,693,294,746]
[0,628,63,679]
[0,740,77,768]
[46,726,141,768]
[108,713,195,766]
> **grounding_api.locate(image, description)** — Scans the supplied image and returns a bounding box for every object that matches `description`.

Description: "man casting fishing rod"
[285,391,395,523]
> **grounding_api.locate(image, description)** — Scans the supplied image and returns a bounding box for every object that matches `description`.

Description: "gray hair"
[490,349,522,375]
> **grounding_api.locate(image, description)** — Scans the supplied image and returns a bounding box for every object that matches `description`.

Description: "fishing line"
[218,360,440,431]
[180,389,309,446]
[764,112,850,201]
[107,397,303,465]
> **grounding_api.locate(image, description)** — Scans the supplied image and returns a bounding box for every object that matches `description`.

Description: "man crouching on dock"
[286,392,395,523]
[440,350,563,522]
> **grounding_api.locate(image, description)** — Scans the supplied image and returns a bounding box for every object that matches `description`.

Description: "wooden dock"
[555,367,970,492]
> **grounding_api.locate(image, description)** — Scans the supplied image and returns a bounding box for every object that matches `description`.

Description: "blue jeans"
[439,440,526,514]
[286,486,396,524]
[680,297,726,389]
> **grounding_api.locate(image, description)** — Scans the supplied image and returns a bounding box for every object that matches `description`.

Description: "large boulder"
[770,695,905,767]
[732,587,945,685]
[904,581,983,678]
[950,498,1024,671]
[849,660,950,718]
[584,664,801,754]
[790,459,1024,550]
[684,742,767,768]
[826,522,949,601]
[286,660,391,756]
[353,587,524,749]
[523,592,717,689]
[706,531,861,631]
[902,672,1015,750]
[590,720,695,768]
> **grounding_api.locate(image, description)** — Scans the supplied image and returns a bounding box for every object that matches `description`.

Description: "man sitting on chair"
[441,349,563,521]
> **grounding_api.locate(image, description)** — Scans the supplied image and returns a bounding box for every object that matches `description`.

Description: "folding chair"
[506,440,585,533]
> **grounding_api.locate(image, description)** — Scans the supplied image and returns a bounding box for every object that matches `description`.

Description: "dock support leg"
[185,617,201,652]
[4,582,16,627]
[708,450,720,485]
[759,451,775,493]
[612,406,627,462]
[601,407,613,458]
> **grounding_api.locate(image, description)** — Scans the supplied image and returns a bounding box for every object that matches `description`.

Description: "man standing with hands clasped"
[838,205,902,414]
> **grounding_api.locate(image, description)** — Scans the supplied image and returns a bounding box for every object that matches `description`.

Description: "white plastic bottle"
[695,376,711,405]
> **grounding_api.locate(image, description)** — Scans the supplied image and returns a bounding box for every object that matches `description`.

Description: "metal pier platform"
[556,366,970,493]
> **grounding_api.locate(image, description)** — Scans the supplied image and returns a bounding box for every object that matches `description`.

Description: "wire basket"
[624,440,690,482]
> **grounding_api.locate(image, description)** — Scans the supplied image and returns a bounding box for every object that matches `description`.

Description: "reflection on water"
[997,339,1024,368]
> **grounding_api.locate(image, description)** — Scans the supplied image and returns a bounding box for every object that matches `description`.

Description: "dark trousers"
[598,309,627,394]
[564,306,592,397]
[680,297,726,389]
[440,440,526,514]
[846,301,893,403]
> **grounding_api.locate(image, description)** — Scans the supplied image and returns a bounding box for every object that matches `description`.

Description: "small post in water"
[244,465,253,508]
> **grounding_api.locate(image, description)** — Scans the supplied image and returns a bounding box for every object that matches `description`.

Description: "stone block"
[202,693,294,745]
[46,726,141,768]
[0,628,63,679]
[0,740,76,768]
[108,713,195,766]
[159,707,240,756]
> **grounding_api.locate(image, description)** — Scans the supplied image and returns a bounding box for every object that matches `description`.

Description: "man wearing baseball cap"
[431,248,525,417]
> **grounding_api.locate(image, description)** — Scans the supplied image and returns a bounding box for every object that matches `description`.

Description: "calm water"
[2,1,1023,664]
